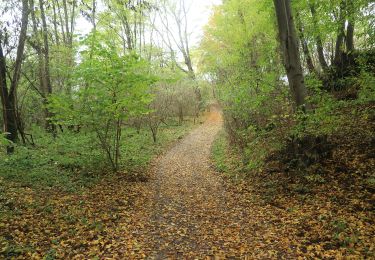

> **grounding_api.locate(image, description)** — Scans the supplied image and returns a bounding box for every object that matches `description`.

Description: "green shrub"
[357,71,375,104]
[212,131,230,173]
[0,119,195,190]
[0,133,12,149]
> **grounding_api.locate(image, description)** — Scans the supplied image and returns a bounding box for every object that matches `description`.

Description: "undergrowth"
[211,130,244,180]
[0,118,196,192]
[212,86,375,257]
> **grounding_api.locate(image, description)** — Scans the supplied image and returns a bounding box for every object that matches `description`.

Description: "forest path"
[123,105,297,259]
[136,105,256,258]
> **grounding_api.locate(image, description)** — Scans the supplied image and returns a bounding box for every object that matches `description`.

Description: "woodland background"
[0,0,374,258]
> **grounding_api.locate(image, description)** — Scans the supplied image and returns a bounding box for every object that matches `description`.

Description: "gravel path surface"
[148,106,227,258]
[133,106,293,259]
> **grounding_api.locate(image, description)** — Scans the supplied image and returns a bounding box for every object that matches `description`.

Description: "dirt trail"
[128,106,245,258]
[148,105,226,258]
[130,106,294,258]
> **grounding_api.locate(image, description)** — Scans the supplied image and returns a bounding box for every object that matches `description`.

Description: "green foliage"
[0,132,12,148]
[121,120,195,171]
[200,0,288,172]
[201,0,374,174]
[304,173,326,184]
[0,121,195,190]
[293,0,374,53]
[331,219,358,246]
[211,130,244,178]
[211,131,229,173]
[357,71,375,103]
[292,77,342,137]
[49,32,155,170]
[0,130,99,191]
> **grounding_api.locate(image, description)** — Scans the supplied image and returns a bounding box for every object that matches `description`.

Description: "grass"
[211,130,244,178]
[211,130,230,173]
[0,118,197,192]
[121,121,195,172]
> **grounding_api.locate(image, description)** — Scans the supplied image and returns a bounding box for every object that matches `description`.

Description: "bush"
[357,71,375,104]
[0,120,195,190]
[49,33,154,171]
[0,133,12,149]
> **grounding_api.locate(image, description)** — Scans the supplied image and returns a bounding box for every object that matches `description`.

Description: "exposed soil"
[133,106,300,258]
[146,105,229,257]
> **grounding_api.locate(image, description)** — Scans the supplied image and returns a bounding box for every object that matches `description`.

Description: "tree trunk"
[296,15,316,74]
[0,44,17,153]
[91,0,97,49]
[55,0,66,43]
[52,0,60,45]
[69,0,76,47]
[273,0,308,110]
[30,0,46,95]
[150,126,158,143]
[178,105,184,125]
[345,0,355,54]
[39,0,56,135]
[309,3,328,71]
[123,15,133,50]
[0,0,29,153]
[334,24,345,67]
[62,0,70,44]
[334,1,346,67]
[30,0,49,130]
[346,21,355,53]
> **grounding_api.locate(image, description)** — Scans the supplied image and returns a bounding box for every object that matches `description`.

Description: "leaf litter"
[1,106,373,258]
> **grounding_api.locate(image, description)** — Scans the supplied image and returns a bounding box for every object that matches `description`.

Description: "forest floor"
[1,105,374,259]
[118,105,315,258]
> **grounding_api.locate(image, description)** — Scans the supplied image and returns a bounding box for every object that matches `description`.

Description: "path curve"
[128,105,295,259]
[150,105,225,258]
[136,105,247,258]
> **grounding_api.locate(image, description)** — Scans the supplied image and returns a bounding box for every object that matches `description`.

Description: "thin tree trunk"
[39,0,52,95]
[115,119,122,169]
[30,0,45,95]
[296,15,316,74]
[62,0,70,44]
[309,3,328,71]
[92,0,97,32]
[69,0,76,46]
[10,0,29,145]
[56,0,67,44]
[52,1,60,45]
[181,0,194,79]
[122,15,133,50]
[39,0,56,134]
